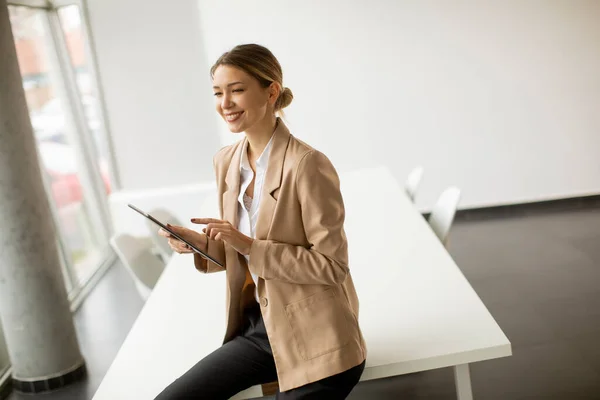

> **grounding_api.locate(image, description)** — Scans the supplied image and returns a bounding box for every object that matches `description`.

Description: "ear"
[267,82,281,106]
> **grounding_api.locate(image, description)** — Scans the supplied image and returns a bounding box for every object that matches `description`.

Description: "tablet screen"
[127,204,224,267]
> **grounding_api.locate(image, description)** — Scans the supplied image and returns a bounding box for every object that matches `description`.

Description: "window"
[1,0,117,382]
[8,3,115,292]
[58,4,113,195]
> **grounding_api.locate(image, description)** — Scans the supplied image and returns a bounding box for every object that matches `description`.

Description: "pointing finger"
[191,218,221,225]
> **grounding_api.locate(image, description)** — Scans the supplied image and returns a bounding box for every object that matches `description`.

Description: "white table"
[93,166,511,400]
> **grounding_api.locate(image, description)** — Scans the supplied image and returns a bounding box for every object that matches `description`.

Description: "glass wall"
[57,5,113,199]
[8,3,114,288]
[1,0,116,382]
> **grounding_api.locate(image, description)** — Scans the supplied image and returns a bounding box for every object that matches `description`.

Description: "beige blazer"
[193,120,366,391]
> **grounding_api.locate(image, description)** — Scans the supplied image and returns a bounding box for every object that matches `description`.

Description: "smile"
[225,112,243,122]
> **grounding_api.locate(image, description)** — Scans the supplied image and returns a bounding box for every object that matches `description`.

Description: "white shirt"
[237,134,275,302]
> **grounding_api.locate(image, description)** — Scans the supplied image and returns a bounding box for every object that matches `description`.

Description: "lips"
[225,111,243,122]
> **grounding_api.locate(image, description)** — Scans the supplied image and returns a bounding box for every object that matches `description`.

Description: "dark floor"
[6,261,145,400]
[7,206,600,399]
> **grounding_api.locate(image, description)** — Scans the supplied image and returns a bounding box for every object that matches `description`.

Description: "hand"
[157,224,206,255]
[191,218,254,256]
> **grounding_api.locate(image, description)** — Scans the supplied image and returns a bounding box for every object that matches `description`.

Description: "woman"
[156,44,366,399]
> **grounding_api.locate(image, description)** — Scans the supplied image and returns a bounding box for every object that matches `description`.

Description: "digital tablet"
[127,204,224,267]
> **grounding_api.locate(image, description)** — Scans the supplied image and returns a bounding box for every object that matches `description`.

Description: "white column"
[0,0,85,393]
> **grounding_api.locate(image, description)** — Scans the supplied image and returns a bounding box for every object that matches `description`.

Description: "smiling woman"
[154,44,366,400]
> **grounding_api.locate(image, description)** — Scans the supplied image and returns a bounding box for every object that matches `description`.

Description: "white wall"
[86,0,221,190]
[90,0,600,210]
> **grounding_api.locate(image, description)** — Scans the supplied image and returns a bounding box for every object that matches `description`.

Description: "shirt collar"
[239,131,276,172]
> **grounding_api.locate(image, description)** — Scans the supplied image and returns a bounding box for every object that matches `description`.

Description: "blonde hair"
[210,44,293,114]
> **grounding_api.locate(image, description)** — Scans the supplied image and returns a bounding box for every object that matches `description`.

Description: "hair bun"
[276,87,294,111]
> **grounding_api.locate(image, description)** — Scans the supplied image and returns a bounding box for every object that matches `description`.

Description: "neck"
[245,114,278,159]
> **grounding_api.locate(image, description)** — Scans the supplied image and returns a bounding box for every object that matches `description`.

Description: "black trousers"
[155,303,365,399]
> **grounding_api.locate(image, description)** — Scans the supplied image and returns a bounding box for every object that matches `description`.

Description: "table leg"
[453,364,473,400]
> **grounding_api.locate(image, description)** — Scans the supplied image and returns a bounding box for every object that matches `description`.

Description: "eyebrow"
[212,81,245,89]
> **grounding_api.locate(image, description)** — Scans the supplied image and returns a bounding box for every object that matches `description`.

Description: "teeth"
[226,112,241,121]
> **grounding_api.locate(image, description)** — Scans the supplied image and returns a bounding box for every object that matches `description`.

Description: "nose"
[221,92,234,110]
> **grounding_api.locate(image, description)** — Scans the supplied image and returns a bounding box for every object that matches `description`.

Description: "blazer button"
[260,297,268,307]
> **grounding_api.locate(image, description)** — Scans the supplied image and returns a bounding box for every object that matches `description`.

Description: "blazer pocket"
[285,289,351,360]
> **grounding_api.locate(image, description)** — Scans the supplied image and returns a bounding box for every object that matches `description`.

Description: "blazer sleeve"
[194,153,227,273]
[193,237,226,273]
[248,150,349,285]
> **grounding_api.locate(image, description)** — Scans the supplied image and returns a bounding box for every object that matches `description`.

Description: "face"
[212,65,278,133]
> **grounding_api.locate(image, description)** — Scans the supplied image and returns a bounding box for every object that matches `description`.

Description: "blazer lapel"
[222,139,244,227]
[221,140,246,331]
[255,120,291,239]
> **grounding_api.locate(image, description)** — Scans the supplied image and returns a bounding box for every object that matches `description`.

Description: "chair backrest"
[405,166,424,202]
[110,234,166,300]
[428,186,461,246]
[145,208,182,262]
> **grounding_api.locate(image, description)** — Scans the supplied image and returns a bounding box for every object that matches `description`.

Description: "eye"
[232,89,244,93]
[213,92,222,97]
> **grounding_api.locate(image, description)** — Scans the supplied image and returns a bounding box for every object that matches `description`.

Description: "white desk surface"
[93,166,511,400]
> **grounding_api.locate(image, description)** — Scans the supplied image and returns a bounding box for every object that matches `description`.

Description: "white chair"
[145,208,182,262]
[110,234,166,301]
[428,186,461,246]
[405,166,424,202]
